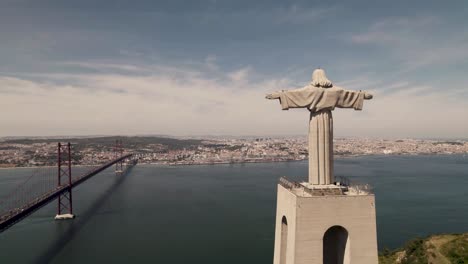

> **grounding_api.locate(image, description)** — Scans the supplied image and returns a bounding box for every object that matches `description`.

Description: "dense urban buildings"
[0,136,467,168]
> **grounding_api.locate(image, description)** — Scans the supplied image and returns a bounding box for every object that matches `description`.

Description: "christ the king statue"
[266,69,373,185]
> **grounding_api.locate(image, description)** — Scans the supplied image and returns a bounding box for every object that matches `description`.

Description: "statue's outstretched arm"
[342,88,373,100]
[363,92,373,100]
[266,86,309,100]
[337,88,373,110]
[266,91,282,100]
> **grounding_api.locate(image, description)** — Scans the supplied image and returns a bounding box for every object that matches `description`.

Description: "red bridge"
[0,141,136,233]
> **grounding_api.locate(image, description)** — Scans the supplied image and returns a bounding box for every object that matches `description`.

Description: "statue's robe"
[277,85,365,184]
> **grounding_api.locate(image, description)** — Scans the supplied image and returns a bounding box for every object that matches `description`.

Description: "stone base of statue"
[273,178,378,264]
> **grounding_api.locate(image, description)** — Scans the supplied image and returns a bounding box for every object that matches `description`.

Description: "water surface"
[0,155,467,263]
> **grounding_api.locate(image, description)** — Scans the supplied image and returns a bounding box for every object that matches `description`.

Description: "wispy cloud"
[275,5,336,24]
[0,61,296,136]
[335,84,468,138]
[60,61,149,73]
[1,59,467,138]
[350,16,468,72]
[227,66,252,83]
[351,16,439,44]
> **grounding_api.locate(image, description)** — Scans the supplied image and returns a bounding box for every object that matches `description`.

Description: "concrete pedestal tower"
[266,69,378,264]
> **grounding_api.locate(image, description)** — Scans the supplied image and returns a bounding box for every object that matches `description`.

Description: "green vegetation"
[441,234,468,264]
[379,249,399,264]
[379,238,428,264]
[379,233,468,264]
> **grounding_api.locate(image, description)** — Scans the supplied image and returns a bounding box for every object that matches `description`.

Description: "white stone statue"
[266,69,373,185]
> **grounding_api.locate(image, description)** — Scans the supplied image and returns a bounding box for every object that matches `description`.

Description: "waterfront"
[2,136,468,167]
[0,155,467,263]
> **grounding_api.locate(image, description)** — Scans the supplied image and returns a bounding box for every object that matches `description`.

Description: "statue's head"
[311,68,333,88]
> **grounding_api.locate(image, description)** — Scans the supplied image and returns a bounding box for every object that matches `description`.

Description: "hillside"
[4,136,203,150]
[379,233,468,264]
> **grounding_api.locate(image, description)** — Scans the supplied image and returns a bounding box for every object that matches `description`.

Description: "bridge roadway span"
[0,154,133,233]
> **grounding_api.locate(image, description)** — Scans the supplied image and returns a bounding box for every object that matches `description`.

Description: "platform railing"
[278,176,374,195]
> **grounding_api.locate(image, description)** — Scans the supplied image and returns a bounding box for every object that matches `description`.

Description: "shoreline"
[0,164,99,170]
[2,152,466,169]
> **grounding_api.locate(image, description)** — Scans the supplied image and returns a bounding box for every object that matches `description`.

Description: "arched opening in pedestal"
[280,216,288,264]
[323,225,350,264]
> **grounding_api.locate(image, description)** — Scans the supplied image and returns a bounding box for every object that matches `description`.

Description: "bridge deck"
[0,154,133,233]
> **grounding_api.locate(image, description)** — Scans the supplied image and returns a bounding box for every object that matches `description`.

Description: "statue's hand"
[364,92,373,100]
[266,91,281,100]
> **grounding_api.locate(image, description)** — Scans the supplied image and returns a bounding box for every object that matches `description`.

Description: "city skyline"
[2,136,467,168]
[1,0,468,138]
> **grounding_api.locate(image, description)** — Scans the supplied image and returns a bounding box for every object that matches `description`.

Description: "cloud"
[1,59,467,138]
[350,16,468,72]
[60,61,148,73]
[227,66,252,83]
[334,85,468,138]
[0,62,297,136]
[275,5,335,24]
[351,16,439,45]
[0,76,66,95]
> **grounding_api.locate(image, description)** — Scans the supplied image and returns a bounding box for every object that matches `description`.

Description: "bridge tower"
[115,139,124,174]
[55,142,75,220]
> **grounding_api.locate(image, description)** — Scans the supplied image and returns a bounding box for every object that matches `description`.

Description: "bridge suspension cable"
[0,141,136,233]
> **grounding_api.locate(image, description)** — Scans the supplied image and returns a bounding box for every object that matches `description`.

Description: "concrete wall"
[273,185,378,264]
[273,185,298,264]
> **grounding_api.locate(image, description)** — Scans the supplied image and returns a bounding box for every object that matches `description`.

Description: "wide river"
[0,155,467,263]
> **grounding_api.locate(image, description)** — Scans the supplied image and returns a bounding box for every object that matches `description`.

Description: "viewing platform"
[278,176,373,197]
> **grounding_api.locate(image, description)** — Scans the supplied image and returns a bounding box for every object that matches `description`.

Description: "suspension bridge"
[0,141,137,233]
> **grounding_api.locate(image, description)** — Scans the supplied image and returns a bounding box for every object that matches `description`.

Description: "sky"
[1,0,468,138]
